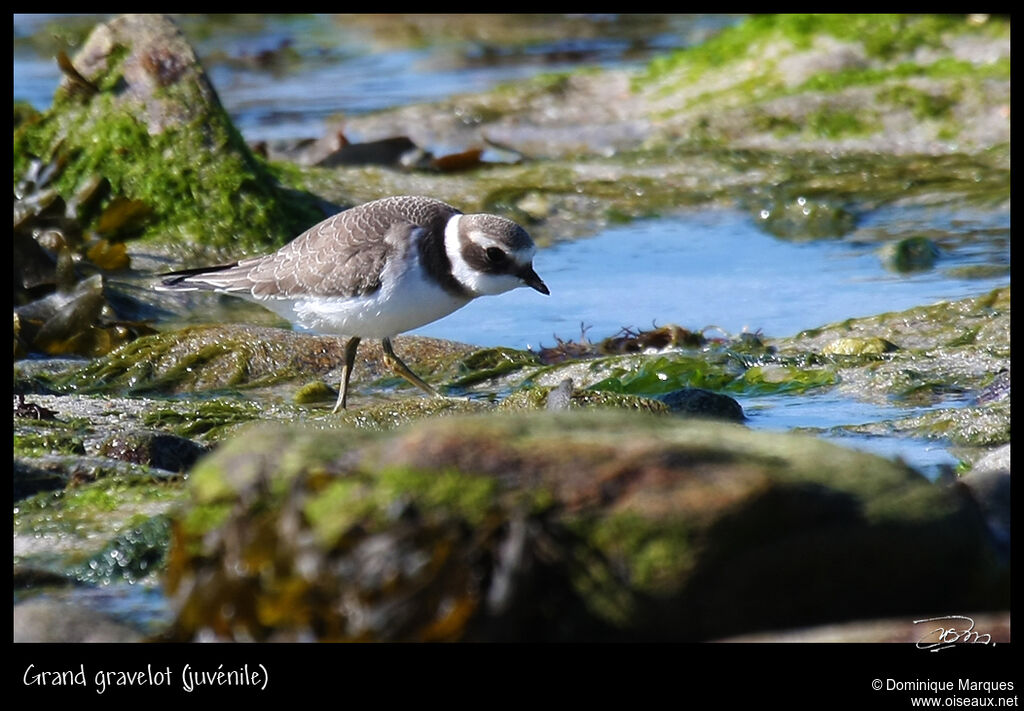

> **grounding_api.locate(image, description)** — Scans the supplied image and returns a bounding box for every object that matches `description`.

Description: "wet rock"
[430,148,485,172]
[338,397,492,431]
[162,412,1005,642]
[754,195,857,241]
[545,378,574,411]
[13,459,67,501]
[717,610,1010,643]
[97,429,208,473]
[500,386,669,414]
[15,454,179,490]
[821,336,899,356]
[958,444,1009,557]
[881,236,942,272]
[970,443,1010,475]
[72,515,171,585]
[13,566,78,590]
[316,136,426,168]
[14,598,143,643]
[778,287,1010,433]
[657,387,745,422]
[977,369,1010,404]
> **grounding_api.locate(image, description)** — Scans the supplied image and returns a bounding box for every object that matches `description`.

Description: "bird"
[156,195,549,412]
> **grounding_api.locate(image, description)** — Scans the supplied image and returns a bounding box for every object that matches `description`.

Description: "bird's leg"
[332,336,361,413]
[381,337,444,399]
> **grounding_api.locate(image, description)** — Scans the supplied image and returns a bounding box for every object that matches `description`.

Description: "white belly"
[253,256,472,339]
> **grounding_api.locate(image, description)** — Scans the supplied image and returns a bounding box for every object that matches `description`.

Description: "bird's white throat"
[444,214,535,296]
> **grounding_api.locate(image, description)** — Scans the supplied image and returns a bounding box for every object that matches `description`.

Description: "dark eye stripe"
[461,242,514,274]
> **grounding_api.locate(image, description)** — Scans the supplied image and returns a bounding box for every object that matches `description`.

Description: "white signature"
[914,615,995,652]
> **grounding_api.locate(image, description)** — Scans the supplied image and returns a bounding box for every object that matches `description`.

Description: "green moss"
[805,108,878,139]
[803,56,1007,97]
[752,112,802,137]
[292,380,337,405]
[13,48,322,258]
[301,479,376,546]
[13,100,41,128]
[576,511,695,593]
[876,84,957,120]
[375,468,500,526]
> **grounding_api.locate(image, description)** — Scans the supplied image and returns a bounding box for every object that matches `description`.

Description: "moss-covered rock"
[14,472,186,584]
[47,324,476,401]
[12,14,323,259]
[499,385,670,414]
[161,412,1005,641]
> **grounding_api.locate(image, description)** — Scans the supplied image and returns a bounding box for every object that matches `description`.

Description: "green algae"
[12,18,323,258]
[448,347,540,389]
[142,400,263,441]
[821,337,899,356]
[14,473,186,577]
[55,328,309,396]
[804,108,878,139]
[640,14,1005,88]
[799,56,1009,95]
[841,402,1010,448]
[875,84,958,121]
[740,364,836,395]
[586,354,739,396]
[71,514,171,585]
[13,428,87,458]
[584,352,835,399]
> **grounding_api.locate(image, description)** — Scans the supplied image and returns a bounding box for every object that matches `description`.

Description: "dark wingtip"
[155,262,239,289]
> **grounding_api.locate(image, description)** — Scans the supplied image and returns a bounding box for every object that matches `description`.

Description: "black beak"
[520,265,550,295]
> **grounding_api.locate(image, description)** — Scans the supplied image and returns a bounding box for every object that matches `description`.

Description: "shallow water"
[744,391,963,480]
[414,206,1009,350]
[13,13,739,142]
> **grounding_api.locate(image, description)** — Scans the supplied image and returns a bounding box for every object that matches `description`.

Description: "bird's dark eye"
[486,247,507,264]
